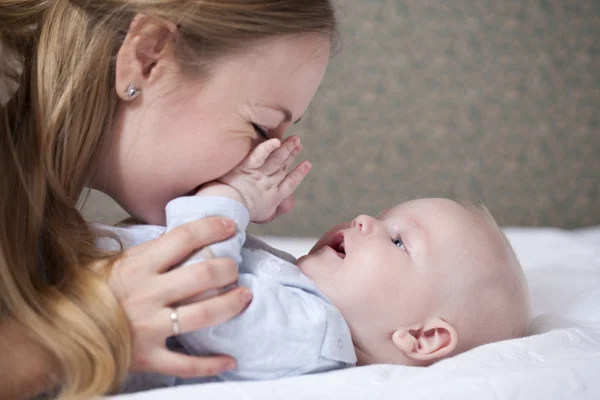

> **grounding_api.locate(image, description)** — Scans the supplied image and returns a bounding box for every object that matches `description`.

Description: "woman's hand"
[108,217,252,378]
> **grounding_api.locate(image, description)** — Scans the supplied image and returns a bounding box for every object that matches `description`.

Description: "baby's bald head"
[437,204,529,356]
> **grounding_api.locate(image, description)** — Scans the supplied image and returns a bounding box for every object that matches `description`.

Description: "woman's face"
[95,33,330,225]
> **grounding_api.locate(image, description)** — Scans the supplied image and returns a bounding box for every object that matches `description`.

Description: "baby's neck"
[353,344,374,366]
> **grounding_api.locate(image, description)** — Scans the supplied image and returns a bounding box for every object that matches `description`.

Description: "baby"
[108,138,529,388]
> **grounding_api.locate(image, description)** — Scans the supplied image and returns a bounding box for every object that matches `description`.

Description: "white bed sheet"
[110,227,600,400]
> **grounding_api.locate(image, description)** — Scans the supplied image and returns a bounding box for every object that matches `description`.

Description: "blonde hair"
[0,1,336,398]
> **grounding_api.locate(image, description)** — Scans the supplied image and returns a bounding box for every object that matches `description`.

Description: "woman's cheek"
[202,136,254,180]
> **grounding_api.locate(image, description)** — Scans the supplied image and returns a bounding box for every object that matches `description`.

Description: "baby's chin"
[296,253,314,275]
[296,248,329,280]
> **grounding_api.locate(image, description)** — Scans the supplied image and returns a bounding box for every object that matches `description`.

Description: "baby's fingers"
[281,142,302,174]
[245,139,280,169]
[260,136,300,175]
[278,161,312,199]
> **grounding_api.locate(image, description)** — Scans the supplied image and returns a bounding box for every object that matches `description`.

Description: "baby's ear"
[391,317,458,362]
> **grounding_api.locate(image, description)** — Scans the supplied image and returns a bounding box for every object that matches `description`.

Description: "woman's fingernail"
[225,361,236,371]
[221,219,234,230]
[242,290,253,302]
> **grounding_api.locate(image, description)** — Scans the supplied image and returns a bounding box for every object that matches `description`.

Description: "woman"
[0,0,337,398]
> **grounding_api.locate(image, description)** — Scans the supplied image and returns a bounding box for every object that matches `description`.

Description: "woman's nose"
[271,124,290,141]
[352,214,377,234]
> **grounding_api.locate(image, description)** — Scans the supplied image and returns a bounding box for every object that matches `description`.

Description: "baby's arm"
[167,138,311,301]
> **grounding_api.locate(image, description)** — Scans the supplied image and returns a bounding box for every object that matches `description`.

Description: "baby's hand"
[219,136,311,223]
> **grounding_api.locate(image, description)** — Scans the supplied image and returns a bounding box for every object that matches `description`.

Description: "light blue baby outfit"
[97,196,356,391]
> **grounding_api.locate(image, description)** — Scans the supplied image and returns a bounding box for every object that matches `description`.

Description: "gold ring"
[170,308,180,335]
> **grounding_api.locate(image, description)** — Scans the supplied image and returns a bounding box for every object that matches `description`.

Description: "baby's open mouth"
[329,232,346,259]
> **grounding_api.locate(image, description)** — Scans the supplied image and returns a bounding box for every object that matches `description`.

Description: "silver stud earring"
[125,83,141,100]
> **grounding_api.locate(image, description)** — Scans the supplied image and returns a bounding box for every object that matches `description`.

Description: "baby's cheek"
[356,253,395,290]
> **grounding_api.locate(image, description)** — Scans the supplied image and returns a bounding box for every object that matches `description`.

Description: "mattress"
[110,227,600,400]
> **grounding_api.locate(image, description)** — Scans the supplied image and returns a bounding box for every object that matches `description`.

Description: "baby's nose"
[352,214,376,234]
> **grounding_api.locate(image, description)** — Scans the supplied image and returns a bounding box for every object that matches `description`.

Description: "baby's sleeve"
[164,196,250,267]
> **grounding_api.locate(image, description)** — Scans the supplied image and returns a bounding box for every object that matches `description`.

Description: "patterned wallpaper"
[83,0,599,236]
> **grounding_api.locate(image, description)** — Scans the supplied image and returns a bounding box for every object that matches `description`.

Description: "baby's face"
[297,198,507,364]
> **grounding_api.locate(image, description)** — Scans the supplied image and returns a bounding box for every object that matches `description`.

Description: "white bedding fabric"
[110,227,600,400]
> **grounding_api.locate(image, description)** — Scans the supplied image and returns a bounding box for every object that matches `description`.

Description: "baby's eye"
[391,236,405,250]
[252,123,269,140]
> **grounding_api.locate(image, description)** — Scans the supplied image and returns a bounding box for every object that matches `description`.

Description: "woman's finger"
[147,348,235,378]
[129,217,236,273]
[160,258,239,305]
[260,136,299,175]
[159,287,252,337]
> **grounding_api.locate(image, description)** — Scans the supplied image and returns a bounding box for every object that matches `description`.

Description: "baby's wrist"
[195,182,247,207]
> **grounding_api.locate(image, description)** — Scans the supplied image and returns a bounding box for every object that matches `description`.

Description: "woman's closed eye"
[252,123,269,140]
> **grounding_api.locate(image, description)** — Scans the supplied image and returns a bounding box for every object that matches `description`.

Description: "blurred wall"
[83,0,600,236]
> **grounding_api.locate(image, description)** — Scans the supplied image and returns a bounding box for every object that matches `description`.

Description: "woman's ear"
[391,317,458,362]
[114,14,178,100]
